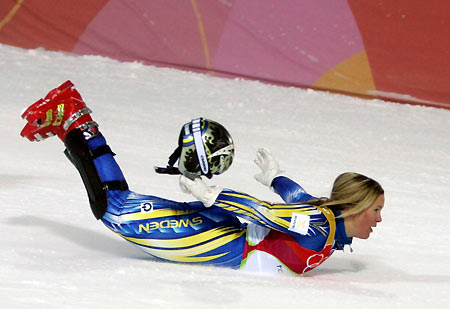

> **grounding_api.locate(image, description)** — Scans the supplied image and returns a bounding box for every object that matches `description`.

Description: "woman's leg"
[102,191,246,268]
[21,80,128,219]
[63,114,247,267]
[21,81,246,268]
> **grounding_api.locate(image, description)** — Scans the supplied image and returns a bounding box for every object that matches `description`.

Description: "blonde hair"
[306,172,384,218]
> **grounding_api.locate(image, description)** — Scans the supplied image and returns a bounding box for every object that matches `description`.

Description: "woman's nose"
[377,213,382,223]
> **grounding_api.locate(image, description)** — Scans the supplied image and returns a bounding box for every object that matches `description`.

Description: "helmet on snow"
[155,118,234,180]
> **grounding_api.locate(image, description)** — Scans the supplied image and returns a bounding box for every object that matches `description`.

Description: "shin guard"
[64,129,128,219]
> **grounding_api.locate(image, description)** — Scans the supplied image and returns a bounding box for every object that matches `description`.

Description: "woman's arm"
[253,149,315,203]
[214,189,316,232]
[271,176,314,203]
[214,189,329,251]
[179,176,330,251]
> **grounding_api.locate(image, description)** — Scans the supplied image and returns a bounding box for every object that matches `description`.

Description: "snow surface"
[1,43,449,308]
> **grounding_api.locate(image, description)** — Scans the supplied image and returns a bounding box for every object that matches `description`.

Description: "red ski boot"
[20,81,98,142]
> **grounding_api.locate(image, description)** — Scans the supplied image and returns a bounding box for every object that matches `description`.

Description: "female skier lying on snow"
[20,81,384,275]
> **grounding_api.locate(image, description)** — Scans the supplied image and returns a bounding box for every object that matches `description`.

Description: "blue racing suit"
[88,135,352,275]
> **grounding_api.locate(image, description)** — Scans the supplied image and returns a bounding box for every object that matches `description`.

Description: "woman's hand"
[254,148,284,187]
[179,175,222,207]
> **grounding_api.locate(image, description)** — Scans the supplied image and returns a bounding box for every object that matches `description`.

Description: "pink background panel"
[211,0,365,85]
[73,1,206,67]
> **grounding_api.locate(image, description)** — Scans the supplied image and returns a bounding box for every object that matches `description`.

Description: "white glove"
[254,148,284,187]
[179,175,222,207]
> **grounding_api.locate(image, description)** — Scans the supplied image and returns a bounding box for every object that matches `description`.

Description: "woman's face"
[351,194,384,239]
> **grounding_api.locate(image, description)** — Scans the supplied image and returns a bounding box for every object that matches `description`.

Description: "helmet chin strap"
[191,118,210,175]
[154,131,183,176]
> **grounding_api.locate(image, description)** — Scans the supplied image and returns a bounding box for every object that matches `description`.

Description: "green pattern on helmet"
[178,118,234,179]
